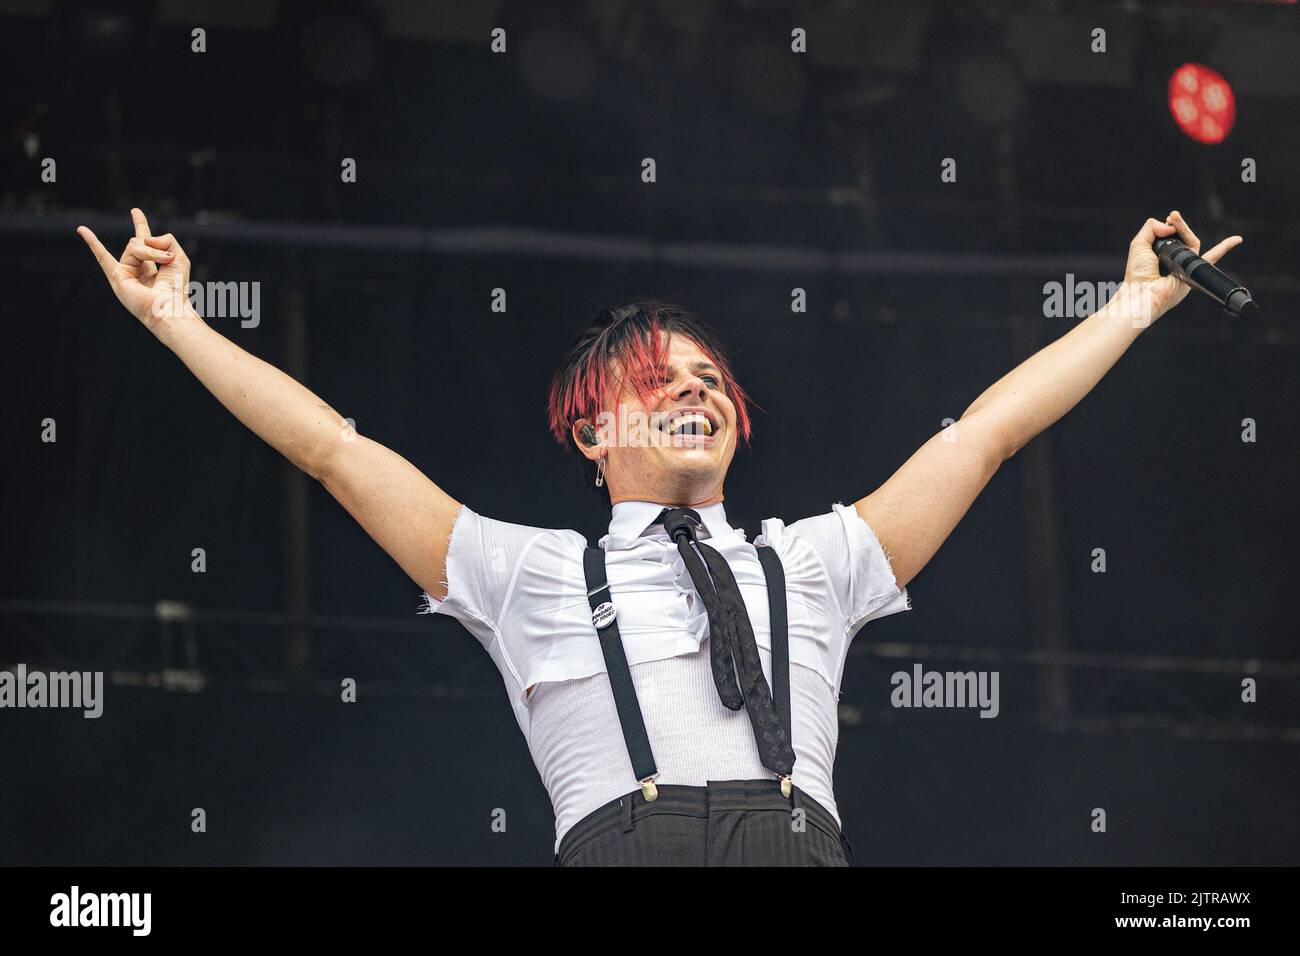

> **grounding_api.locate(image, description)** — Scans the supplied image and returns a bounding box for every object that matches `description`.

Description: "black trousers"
[554,779,853,867]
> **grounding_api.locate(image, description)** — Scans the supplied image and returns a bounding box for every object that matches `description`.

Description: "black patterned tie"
[656,507,795,780]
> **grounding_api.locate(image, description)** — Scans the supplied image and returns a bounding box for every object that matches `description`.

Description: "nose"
[673,372,708,400]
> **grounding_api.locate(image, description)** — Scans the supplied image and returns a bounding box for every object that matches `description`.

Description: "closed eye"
[655,366,721,388]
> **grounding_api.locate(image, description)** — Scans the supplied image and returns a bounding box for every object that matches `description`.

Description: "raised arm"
[856,211,1243,589]
[78,209,460,599]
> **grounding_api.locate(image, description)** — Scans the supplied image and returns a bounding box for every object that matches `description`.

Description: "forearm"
[962,281,1158,457]
[156,308,347,479]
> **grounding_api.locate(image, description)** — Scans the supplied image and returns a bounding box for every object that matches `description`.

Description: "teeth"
[667,413,712,436]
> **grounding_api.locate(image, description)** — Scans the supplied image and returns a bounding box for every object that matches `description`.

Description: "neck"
[610,496,724,508]
[608,486,724,508]
[605,468,725,508]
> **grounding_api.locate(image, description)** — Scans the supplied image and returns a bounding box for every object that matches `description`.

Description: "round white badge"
[591,601,617,629]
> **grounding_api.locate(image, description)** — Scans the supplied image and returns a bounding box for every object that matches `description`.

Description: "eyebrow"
[660,361,720,376]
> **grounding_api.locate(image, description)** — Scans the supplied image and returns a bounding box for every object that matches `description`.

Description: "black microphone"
[1152,234,1259,319]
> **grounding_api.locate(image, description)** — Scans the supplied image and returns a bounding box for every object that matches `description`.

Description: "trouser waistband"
[555,778,847,864]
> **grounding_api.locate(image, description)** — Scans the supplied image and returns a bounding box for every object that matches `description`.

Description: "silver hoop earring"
[595,456,606,488]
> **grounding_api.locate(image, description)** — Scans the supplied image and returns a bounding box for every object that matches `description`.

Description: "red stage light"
[1168,63,1236,145]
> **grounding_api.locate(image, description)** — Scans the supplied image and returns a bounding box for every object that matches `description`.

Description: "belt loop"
[621,796,635,833]
[789,785,803,816]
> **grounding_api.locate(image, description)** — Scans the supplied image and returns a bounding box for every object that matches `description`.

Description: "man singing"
[78,209,1241,866]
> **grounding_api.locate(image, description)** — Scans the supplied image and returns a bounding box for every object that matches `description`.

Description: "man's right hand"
[77,207,461,601]
[78,208,196,333]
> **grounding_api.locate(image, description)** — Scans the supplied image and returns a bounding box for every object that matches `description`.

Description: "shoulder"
[756,501,868,557]
[423,504,589,624]
[450,503,589,553]
[756,501,910,628]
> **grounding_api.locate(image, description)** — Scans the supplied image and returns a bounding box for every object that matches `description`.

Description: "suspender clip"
[640,775,659,802]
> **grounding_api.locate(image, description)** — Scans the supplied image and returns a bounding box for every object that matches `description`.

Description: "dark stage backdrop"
[1,0,1297,865]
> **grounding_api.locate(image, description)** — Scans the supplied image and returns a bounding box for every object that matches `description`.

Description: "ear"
[572,418,604,462]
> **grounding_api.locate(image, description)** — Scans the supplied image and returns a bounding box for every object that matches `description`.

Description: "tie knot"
[657,507,702,545]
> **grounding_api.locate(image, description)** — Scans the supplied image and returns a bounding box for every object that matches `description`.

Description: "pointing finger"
[77,226,118,280]
[1201,235,1243,266]
[131,207,152,240]
[130,209,160,278]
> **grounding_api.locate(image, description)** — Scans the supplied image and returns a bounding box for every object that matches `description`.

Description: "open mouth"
[657,407,718,440]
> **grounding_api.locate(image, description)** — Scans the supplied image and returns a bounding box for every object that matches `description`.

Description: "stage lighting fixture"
[1168,62,1236,144]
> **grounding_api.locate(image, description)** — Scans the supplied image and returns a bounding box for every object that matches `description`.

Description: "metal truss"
[3,598,1296,742]
[841,639,1300,743]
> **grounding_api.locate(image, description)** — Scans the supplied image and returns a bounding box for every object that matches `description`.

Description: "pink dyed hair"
[547,302,755,458]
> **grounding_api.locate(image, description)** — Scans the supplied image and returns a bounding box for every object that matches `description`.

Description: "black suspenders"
[582,541,792,801]
[582,547,658,796]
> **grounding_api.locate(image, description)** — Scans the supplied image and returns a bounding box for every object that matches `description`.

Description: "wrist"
[1110,281,1164,331]
[153,305,207,351]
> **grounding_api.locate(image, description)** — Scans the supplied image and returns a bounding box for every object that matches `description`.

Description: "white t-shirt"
[420,499,911,852]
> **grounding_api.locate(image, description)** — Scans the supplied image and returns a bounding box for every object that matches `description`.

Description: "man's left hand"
[1124,210,1244,319]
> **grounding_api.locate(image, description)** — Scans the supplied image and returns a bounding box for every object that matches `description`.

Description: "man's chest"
[599,541,775,633]
[483,523,861,734]
[506,537,848,679]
